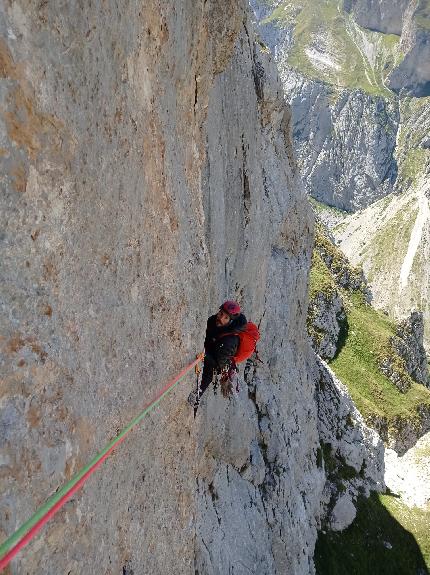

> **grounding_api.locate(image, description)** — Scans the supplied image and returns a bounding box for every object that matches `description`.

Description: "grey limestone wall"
[0,2,327,574]
[0,1,387,572]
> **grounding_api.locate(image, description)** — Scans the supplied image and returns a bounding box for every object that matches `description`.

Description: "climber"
[188,301,260,416]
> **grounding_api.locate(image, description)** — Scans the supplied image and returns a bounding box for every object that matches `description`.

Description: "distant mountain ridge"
[252,0,430,348]
[251,0,430,210]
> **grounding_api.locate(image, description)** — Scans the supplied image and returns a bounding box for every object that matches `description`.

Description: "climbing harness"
[0,353,204,572]
[219,363,239,397]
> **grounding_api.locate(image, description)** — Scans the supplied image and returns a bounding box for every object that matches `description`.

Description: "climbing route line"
[0,353,204,572]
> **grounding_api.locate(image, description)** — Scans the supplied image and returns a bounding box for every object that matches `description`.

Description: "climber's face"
[216,309,231,327]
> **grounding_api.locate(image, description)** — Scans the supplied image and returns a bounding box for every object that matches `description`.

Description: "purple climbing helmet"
[220,300,241,319]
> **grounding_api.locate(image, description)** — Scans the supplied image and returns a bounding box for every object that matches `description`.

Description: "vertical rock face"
[190,15,328,575]
[316,360,385,531]
[0,2,345,574]
[281,71,399,212]
[393,312,430,388]
[0,3,215,573]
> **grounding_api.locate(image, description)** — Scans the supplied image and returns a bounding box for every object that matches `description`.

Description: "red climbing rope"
[0,353,204,572]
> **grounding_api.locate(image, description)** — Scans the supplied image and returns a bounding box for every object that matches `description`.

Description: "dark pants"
[198,356,217,401]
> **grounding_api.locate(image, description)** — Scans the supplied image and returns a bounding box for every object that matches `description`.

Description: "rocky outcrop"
[0,2,342,574]
[316,360,385,531]
[315,225,369,294]
[392,312,430,387]
[193,15,328,573]
[378,348,414,393]
[376,311,429,395]
[308,290,346,360]
[281,71,399,211]
[368,406,430,455]
[307,224,368,360]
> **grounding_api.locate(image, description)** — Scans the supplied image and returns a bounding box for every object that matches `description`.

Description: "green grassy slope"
[309,239,430,434]
[330,292,430,430]
[309,229,430,575]
[315,492,430,574]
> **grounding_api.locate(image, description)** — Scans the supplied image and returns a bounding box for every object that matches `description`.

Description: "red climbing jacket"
[219,322,260,364]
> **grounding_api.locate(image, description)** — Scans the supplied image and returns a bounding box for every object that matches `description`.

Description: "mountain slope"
[252,0,430,211]
[252,0,430,365]
[308,225,430,452]
[0,2,339,573]
[334,95,430,350]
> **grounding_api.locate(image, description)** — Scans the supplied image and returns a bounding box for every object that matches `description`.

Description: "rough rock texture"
[378,351,414,393]
[315,225,369,294]
[392,312,430,387]
[0,2,339,574]
[280,70,399,212]
[368,406,430,455]
[385,429,430,508]
[0,3,221,573]
[308,291,346,360]
[316,360,385,531]
[307,224,369,360]
[193,15,327,575]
